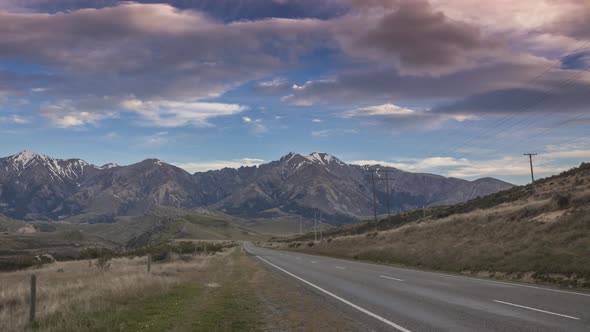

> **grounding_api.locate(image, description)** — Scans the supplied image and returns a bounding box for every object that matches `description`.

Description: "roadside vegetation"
[1,245,365,332]
[281,163,590,288]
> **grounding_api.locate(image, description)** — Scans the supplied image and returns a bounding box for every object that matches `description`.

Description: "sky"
[0,0,589,184]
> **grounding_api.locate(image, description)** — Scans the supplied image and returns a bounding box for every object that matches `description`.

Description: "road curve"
[243,242,590,332]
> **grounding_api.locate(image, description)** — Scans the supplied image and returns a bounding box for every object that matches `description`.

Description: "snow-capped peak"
[99,162,119,169]
[303,152,342,165]
[11,149,39,163]
[280,152,345,172]
[5,150,95,180]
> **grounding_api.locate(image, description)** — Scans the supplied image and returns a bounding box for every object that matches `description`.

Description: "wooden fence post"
[147,254,151,273]
[30,274,36,322]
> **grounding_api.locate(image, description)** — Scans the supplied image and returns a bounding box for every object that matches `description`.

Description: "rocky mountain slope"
[0,151,513,223]
[195,152,513,224]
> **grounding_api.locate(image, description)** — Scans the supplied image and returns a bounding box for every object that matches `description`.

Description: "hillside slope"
[283,162,590,288]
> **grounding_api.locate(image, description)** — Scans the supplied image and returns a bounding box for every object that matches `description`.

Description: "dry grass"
[0,253,216,331]
[286,171,590,288]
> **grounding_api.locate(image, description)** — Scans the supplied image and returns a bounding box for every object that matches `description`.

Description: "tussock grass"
[0,254,215,331]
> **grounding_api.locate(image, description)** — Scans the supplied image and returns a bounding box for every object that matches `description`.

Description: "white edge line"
[249,245,590,298]
[372,266,590,298]
[493,300,580,320]
[380,275,404,282]
[253,255,412,331]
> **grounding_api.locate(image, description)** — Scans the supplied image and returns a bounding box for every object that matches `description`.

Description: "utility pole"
[369,170,377,222]
[319,212,323,241]
[524,153,538,193]
[299,216,302,235]
[385,170,391,217]
[314,212,317,241]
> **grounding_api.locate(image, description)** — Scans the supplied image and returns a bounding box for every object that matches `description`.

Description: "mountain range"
[0,151,513,224]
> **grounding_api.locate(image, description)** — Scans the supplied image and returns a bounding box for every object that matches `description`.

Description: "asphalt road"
[244,243,590,332]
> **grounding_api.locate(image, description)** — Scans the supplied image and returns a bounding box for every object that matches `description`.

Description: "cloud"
[348,140,590,181]
[0,0,588,132]
[311,128,357,137]
[40,99,117,127]
[0,3,327,126]
[173,157,265,173]
[341,103,476,130]
[334,0,498,75]
[435,78,590,115]
[312,118,322,122]
[255,77,292,94]
[242,117,269,134]
[120,98,247,127]
[342,103,417,118]
[282,58,553,106]
[0,0,348,21]
[0,114,30,124]
[143,131,170,146]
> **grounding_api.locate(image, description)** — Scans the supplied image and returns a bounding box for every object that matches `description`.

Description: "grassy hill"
[279,162,590,288]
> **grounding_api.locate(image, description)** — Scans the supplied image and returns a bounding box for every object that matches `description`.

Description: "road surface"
[244,243,590,331]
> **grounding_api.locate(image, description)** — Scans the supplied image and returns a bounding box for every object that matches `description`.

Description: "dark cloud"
[334,0,498,75]
[283,60,549,106]
[0,3,329,101]
[434,80,590,115]
[0,0,349,21]
[551,1,590,40]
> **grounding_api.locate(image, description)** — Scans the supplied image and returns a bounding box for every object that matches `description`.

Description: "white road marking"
[493,300,580,320]
[255,255,413,332]
[380,275,404,282]
[359,261,590,298]
[311,260,318,264]
[335,266,346,270]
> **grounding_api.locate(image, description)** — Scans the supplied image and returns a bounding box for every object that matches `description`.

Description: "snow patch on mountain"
[4,150,96,180]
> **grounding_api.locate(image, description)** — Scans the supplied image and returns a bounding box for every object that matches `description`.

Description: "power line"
[408,40,590,161]
[366,168,397,220]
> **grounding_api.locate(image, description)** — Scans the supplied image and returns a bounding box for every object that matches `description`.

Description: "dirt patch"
[530,209,567,223]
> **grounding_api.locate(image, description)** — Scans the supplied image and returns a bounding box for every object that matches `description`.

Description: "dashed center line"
[311,260,318,264]
[335,266,346,270]
[380,275,404,282]
[493,300,580,320]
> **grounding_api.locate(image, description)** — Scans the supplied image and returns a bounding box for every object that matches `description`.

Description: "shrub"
[552,193,571,210]
[95,256,111,270]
